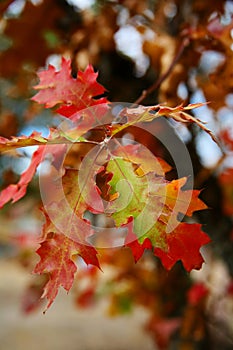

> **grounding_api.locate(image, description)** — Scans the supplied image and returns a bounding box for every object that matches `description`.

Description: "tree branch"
[134,38,190,105]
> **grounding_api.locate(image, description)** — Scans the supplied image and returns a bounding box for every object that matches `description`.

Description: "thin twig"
[134,37,190,105]
[195,153,227,187]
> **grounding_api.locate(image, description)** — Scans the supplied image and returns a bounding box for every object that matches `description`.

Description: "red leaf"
[227,281,233,295]
[124,219,152,262]
[33,166,103,309]
[219,168,233,215]
[0,142,67,208]
[146,316,181,350]
[32,58,108,117]
[41,168,104,243]
[34,233,99,311]
[221,129,233,151]
[0,145,44,208]
[187,283,209,306]
[76,287,96,308]
[11,232,40,250]
[21,279,47,314]
[154,223,210,272]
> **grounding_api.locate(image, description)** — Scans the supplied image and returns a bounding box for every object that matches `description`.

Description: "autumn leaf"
[110,143,172,176]
[32,57,108,117]
[34,233,99,311]
[33,167,104,309]
[0,57,213,311]
[124,219,152,263]
[106,157,209,270]
[106,157,157,224]
[126,221,210,271]
[187,283,209,306]
[42,168,104,243]
[0,122,101,210]
[221,129,233,151]
[154,223,210,271]
[21,277,47,314]
[0,140,68,208]
[219,168,233,216]
[125,215,210,271]
[106,157,166,232]
[0,132,48,152]
[0,146,44,208]
[146,316,181,350]
[161,177,207,216]
[106,157,206,230]
[114,103,222,151]
[0,125,106,153]
[76,286,96,308]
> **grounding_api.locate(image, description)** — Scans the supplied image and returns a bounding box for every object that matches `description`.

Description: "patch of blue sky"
[190,89,223,168]
[14,120,50,175]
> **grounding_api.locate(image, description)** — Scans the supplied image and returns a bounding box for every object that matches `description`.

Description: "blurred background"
[0,1,233,349]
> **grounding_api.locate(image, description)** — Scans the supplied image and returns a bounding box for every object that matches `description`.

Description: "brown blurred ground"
[0,260,155,350]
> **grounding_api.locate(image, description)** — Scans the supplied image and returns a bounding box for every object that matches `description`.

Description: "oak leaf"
[110,143,172,176]
[154,223,210,271]
[32,58,108,117]
[34,168,103,309]
[0,141,67,208]
[34,233,99,311]
[42,168,104,242]
[106,157,210,270]
[0,146,44,208]
[116,104,221,150]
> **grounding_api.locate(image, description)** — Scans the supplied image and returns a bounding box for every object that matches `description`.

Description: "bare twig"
[134,38,190,105]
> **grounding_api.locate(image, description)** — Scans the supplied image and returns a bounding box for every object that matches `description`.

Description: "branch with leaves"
[0,58,215,311]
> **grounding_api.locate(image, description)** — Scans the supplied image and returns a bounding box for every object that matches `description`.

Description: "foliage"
[0,1,233,349]
[0,58,210,309]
